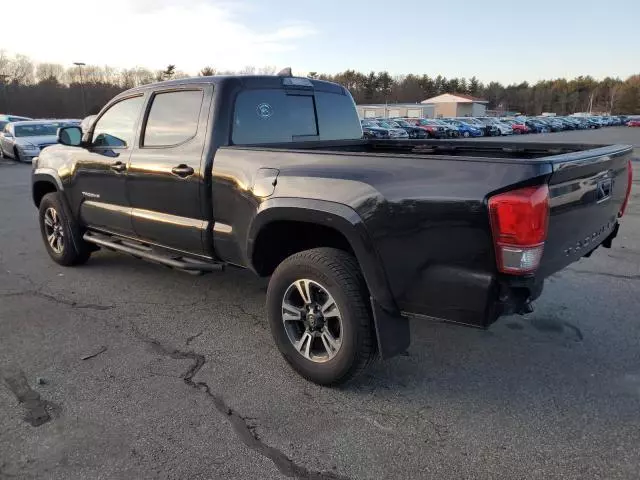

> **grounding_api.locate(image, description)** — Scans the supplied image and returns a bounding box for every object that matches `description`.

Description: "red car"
[502,119,530,134]
[627,119,640,127]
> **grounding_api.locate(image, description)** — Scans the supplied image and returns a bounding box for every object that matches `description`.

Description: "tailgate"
[538,145,633,277]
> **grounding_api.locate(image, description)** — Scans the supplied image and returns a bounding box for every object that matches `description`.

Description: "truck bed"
[214,139,633,327]
[234,138,632,163]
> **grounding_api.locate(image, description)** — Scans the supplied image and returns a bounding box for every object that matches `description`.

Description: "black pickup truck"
[32,73,633,385]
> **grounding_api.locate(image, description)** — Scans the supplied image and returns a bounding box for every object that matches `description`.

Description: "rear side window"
[314,91,362,141]
[232,87,362,144]
[232,89,318,144]
[143,90,204,147]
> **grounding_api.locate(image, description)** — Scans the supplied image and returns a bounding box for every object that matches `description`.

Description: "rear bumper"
[400,223,620,329]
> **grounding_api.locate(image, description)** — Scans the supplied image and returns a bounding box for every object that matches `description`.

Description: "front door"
[127,86,212,256]
[70,94,145,236]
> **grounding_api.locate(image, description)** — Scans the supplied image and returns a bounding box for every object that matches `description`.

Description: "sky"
[4,0,640,84]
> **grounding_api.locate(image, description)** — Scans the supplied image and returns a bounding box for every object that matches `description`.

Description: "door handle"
[110,161,127,173]
[171,164,194,178]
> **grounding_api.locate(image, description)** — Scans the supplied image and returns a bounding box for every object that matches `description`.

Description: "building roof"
[421,93,488,104]
[357,103,434,108]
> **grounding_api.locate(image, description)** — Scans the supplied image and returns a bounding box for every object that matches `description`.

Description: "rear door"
[71,94,145,235]
[538,146,632,277]
[127,85,213,256]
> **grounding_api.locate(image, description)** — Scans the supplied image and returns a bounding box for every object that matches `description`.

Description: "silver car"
[0,120,75,162]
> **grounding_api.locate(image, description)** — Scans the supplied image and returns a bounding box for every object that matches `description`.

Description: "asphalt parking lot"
[1,129,639,479]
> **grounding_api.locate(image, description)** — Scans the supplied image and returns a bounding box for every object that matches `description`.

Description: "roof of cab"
[119,75,347,97]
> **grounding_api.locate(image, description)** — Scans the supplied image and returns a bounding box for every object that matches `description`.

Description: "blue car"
[443,119,483,137]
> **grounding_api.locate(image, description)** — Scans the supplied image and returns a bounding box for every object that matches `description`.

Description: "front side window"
[143,90,204,147]
[92,95,144,148]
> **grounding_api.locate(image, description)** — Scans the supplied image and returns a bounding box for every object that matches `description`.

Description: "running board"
[83,232,224,273]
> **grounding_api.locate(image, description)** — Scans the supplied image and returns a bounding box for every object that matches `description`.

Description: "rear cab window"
[232,83,362,145]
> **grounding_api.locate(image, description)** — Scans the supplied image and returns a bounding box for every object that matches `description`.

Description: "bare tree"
[36,63,65,83]
[8,55,35,84]
[239,65,256,75]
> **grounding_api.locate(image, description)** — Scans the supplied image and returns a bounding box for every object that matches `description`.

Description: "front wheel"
[38,192,92,266]
[266,248,377,385]
[13,148,22,162]
[463,131,470,138]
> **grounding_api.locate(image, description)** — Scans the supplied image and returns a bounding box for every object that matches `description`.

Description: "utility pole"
[73,62,87,116]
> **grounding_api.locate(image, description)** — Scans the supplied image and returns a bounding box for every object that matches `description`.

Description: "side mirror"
[4,132,13,138]
[57,126,83,146]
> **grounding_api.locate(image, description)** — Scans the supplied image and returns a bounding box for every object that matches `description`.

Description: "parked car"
[562,117,589,130]
[441,119,483,137]
[524,119,550,133]
[80,115,97,134]
[0,120,77,162]
[384,119,428,139]
[0,115,33,132]
[0,114,32,123]
[501,118,530,134]
[627,119,640,127]
[432,119,461,138]
[456,117,500,136]
[477,117,513,136]
[404,118,448,138]
[32,73,633,385]
[369,120,409,139]
[361,120,390,139]
[535,117,564,132]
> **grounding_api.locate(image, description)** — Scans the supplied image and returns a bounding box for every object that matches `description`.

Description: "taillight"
[489,185,550,274]
[619,159,633,217]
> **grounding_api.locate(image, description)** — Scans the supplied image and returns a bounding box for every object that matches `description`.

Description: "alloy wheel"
[281,279,343,363]
[43,207,64,254]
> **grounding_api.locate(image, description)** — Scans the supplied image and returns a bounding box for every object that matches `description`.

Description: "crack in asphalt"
[234,303,267,329]
[132,327,349,480]
[185,331,204,345]
[0,290,114,311]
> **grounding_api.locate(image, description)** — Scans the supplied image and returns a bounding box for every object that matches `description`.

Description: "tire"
[463,131,470,138]
[13,147,22,162]
[38,192,92,266]
[266,247,377,385]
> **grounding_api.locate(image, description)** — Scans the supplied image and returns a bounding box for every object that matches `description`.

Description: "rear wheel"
[38,192,92,266]
[267,248,377,385]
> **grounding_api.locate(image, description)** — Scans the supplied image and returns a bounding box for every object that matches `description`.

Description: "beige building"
[356,103,435,119]
[421,93,488,118]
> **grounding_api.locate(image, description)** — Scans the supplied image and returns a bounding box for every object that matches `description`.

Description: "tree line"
[0,52,638,119]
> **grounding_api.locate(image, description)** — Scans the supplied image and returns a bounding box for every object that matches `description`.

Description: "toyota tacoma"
[31,72,634,385]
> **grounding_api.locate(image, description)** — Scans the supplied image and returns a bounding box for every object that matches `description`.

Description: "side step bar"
[83,232,224,273]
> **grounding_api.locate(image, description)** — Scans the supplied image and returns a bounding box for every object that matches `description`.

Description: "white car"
[0,120,77,162]
[479,117,514,135]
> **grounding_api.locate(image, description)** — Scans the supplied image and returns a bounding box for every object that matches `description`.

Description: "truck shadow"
[84,250,627,412]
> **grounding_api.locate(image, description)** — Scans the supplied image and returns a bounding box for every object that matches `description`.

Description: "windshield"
[394,120,411,127]
[14,123,63,137]
[377,121,393,128]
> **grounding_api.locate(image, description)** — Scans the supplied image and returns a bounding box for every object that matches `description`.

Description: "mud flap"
[370,297,410,359]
